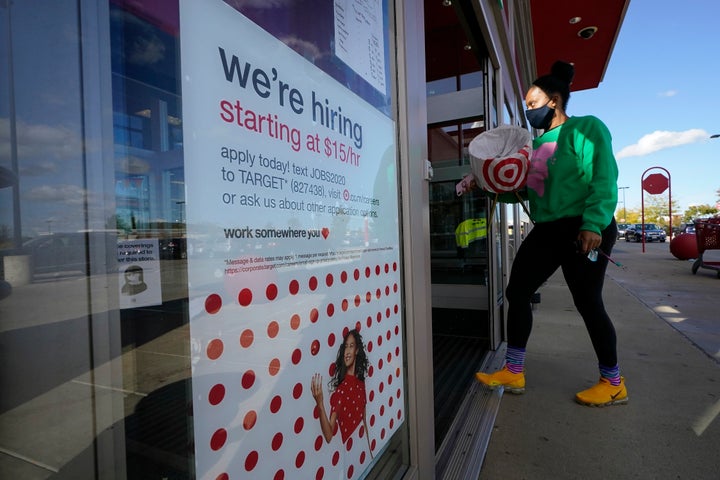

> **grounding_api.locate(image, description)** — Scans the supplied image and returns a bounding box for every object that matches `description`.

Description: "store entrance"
[428,160,491,449]
[423,1,495,450]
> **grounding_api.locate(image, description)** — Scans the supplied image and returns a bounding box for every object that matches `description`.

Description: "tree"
[110,214,132,233]
[615,207,641,224]
[639,194,681,230]
[683,204,719,223]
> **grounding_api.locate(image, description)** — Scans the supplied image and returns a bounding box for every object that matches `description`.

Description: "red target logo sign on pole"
[642,173,669,195]
[641,167,672,253]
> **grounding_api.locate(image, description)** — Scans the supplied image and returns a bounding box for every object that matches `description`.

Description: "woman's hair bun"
[550,61,575,86]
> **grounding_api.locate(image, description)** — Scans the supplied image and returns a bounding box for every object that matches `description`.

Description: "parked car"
[625,223,667,243]
[616,223,629,239]
[23,231,120,275]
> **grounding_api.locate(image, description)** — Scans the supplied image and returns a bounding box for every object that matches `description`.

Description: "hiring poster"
[179,1,403,479]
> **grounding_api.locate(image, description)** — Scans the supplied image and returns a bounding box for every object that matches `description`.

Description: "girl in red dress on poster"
[312,329,373,457]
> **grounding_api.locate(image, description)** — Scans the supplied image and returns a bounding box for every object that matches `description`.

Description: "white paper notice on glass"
[117,238,162,309]
[333,0,386,94]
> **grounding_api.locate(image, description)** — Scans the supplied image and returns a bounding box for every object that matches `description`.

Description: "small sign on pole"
[641,167,672,253]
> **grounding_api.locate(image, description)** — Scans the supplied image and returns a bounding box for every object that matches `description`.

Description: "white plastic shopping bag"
[466,125,532,194]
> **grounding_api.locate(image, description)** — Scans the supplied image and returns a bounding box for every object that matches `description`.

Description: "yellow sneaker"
[475,366,525,394]
[575,377,628,407]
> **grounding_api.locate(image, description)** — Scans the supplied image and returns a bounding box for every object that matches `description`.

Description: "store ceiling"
[530,0,630,91]
[424,0,631,92]
[424,1,482,82]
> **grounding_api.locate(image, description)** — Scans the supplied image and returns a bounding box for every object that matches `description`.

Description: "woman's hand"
[312,373,335,443]
[576,230,601,254]
[311,373,324,404]
[455,174,476,196]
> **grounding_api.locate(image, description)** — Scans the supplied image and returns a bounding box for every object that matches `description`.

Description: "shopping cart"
[691,216,720,278]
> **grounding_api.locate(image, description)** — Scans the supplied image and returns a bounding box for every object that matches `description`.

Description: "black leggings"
[506,216,619,367]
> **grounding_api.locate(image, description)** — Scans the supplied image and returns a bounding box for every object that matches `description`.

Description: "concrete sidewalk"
[478,241,720,480]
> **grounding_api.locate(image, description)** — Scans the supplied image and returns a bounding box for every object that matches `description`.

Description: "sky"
[569,0,720,217]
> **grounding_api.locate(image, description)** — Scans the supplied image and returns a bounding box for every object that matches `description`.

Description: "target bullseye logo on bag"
[468,125,532,194]
[479,146,531,193]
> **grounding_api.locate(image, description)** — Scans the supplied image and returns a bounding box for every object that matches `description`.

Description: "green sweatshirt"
[527,115,618,234]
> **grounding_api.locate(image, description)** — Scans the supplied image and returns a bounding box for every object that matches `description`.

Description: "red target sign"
[642,173,669,195]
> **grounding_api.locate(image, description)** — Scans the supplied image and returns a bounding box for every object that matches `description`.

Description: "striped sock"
[599,364,621,386]
[505,346,526,374]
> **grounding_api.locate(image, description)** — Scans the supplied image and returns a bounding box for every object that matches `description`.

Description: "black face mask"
[525,103,555,130]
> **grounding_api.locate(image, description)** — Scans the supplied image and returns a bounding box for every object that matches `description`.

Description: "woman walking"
[475,61,627,407]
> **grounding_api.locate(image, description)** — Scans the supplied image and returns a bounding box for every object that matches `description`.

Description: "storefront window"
[1,2,126,479]
[1,0,406,479]
[181,0,404,477]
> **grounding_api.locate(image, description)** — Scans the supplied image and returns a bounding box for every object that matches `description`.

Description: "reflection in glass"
[429,181,488,286]
[0,0,406,478]
[110,3,192,477]
[0,2,120,479]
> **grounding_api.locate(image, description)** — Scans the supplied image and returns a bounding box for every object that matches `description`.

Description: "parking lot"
[605,238,720,362]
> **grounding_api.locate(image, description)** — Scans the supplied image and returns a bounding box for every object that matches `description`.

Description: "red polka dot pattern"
[192,260,404,479]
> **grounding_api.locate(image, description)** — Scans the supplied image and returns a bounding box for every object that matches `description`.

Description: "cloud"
[280,35,323,62]
[24,184,88,205]
[0,117,82,166]
[20,161,59,176]
[128,35,166,65]
[615,129,709,159]
[658,90,678,97]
